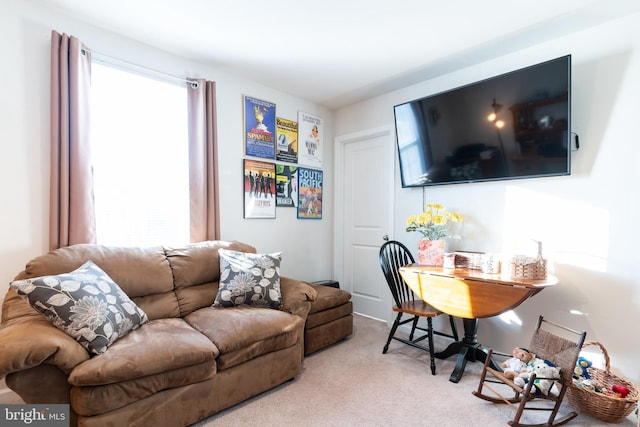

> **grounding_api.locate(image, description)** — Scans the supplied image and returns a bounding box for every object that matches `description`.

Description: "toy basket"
[566,341,639,423]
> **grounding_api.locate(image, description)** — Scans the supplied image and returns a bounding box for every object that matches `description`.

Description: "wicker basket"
[510,255,547,280]
[566,341,639,423]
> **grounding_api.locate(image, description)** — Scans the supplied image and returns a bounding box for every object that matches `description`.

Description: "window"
[90,63,190,247]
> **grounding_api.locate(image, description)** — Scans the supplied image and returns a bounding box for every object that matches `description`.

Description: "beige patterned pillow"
[214,249,282,309]
[10,260,148,354]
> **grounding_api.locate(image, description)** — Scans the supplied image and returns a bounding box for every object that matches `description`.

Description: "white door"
[335,127,394,321]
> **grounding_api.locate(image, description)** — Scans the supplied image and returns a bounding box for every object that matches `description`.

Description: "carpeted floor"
[1,314,637,426]
[196,314,638,427]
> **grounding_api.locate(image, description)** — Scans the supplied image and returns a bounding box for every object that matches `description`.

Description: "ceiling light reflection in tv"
[393,55,571,188]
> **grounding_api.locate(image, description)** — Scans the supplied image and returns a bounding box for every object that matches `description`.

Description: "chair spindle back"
[379,241,416,307]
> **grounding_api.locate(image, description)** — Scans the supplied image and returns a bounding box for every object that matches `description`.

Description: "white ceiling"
[32,0,640,109]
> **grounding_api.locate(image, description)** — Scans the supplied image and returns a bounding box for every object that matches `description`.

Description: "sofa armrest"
[0,293,90,379]
[279,277,317,319]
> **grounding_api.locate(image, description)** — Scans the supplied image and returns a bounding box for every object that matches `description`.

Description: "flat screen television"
[393,55,571,187]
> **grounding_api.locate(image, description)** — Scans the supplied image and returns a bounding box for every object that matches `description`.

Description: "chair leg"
[474,349,492,396]
[511,376,536,425]
[449,315,459,341]
[409,316,419,340]
[427,317,436,375]
[548,385,574,426]
[383,313,402,354]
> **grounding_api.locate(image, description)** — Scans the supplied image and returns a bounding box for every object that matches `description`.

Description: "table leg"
[434,318,499,383]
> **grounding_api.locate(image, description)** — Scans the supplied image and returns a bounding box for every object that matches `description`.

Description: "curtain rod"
[81,48,200,89]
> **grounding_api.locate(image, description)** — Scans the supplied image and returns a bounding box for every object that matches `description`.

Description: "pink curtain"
[187,79,220,241]
[49,30,96,250]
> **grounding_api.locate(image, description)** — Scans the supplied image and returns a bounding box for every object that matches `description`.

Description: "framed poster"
[244,96,276,159]
[243,159,276,218]
[275,117,298,163]
[276,164,298,207]
[297,167,323,219]
[297,111,323,168]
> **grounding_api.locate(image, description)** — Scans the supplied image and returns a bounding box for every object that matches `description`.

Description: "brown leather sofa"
[0,240,323,426]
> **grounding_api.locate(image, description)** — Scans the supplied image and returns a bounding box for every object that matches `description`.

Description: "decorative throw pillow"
[214,249,282,309]
[9,260,148,355]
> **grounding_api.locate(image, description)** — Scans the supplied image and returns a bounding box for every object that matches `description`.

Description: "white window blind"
[90,63,190,247]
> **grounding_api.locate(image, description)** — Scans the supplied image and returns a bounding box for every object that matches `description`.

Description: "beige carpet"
[196,314,638,427]
[1,314,637,426]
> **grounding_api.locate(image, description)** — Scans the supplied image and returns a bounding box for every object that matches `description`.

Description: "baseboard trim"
[353,312,386,323]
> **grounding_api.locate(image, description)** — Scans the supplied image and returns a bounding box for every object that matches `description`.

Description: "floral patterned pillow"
[214,249,282,309]
[9,260,148,355]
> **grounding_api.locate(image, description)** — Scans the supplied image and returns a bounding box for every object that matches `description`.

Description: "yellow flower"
[448,212,463,222]
[432,214,446,225]
[405,202,463,240]
[417,212,431,224]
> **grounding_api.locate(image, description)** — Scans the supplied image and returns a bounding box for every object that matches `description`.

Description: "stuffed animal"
[576,378,606,393]
[514,358,561,396]
[501,347,536,379]
[573,356,592,380]
[612,384,631,398]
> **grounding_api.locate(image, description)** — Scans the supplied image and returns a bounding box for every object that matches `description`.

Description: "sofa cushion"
[165,240,257,316]
[185,306,303,370]
[308,284,352,314]
[9,260,148,355]
[214,249,282,309]
[68,318,219,386]
[68,318,219,416]
[167,241,257,289]
[11,243,179,320]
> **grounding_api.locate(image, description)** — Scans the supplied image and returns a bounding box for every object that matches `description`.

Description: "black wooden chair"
[379,240,458,375]
[472,315,587,427]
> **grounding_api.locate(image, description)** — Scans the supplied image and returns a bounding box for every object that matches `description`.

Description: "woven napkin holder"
[510,240,548,280]
[510,255,547,280]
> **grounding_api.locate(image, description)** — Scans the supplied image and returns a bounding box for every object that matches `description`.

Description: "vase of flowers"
[406,203,463,266]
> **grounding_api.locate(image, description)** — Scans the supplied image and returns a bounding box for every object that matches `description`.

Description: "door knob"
[383,235,389,241]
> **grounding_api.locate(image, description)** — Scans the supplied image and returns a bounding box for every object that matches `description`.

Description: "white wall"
[335,13,640,384]
[0,0,334,317]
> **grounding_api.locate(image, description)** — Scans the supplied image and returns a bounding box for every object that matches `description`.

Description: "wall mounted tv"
[393,55,571,188]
